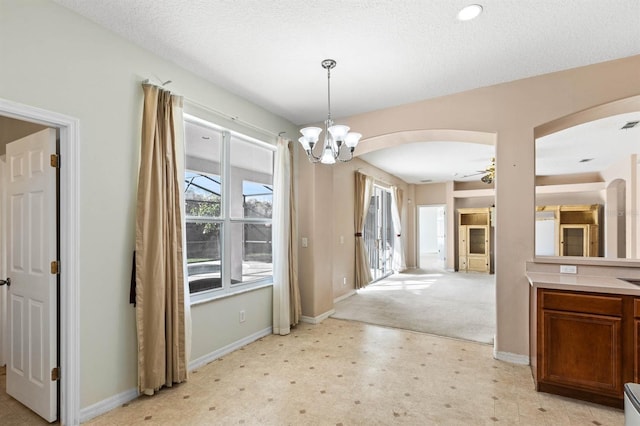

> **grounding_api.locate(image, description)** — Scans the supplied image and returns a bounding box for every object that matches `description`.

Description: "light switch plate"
[560,265,577,274]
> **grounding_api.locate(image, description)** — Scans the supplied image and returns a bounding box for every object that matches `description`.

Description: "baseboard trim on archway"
[493,348,530,365]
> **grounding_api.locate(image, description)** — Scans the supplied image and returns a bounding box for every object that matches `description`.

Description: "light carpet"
[332,268,496,344]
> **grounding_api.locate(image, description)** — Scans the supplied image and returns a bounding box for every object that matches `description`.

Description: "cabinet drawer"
[541,290,623,317]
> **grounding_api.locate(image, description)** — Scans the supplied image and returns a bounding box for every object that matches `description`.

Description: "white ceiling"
[52,0,640,183]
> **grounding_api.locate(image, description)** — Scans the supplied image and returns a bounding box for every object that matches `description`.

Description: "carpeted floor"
[332,267,496,344]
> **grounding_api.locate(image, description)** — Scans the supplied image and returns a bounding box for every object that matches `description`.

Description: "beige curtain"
[354,172,373,289]
[272,138,301,335]
[136,83,188,395]
[288,142,301,326]
[391,186,407,272]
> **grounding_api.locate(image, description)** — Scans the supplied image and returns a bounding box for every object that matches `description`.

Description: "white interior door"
[5,128,57,422]
[0,156,6,367]
[436,206,446,268]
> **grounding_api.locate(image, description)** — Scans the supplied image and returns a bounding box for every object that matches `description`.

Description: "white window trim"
[185,115,275,305]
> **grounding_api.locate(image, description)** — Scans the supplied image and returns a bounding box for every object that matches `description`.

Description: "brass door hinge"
[51,367,60,381]
[51,261,59,275]
[50,154,60,168]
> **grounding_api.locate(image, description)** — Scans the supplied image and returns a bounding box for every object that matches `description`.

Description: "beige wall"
[415,182,447,206]
[0,0,298,409]
[297,55,640,358]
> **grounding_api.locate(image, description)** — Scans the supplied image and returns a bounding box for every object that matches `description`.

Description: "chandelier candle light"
[299,59,361,164]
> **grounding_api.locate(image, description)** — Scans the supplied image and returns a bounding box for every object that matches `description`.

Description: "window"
[185,115,275,303]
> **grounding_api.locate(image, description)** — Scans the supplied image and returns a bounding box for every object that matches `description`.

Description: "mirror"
[534,96,640,259]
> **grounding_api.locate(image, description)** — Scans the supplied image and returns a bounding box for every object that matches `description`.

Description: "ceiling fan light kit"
[299,59,362,165]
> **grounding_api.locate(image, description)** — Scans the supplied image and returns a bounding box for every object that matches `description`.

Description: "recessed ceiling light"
[457,4,483,21]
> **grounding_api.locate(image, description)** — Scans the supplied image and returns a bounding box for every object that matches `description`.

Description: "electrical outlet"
[301,237,308,248]
[239,310,246,323]
[560,265,577,274]
[339,235,344,244]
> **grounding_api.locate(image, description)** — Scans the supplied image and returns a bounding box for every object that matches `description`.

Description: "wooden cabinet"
[635,299,640,383]
[457,208,491,273]
[535,288,636,408]
[536,204,601,257]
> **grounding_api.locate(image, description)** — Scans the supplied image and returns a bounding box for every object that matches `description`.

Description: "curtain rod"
[142,79,288,139]
[356,169,396,188]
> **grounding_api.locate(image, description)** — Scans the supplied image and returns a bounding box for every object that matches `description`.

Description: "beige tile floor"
[2,318,625,425]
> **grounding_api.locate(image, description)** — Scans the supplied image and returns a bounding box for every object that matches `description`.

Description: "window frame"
[185,114,276,305]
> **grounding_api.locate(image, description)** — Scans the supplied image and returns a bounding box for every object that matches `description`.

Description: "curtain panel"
[391,186,407,272]
[354,172,373,289]
[287,142,302,326]
[272,138,301,334]
[135,83,188,394]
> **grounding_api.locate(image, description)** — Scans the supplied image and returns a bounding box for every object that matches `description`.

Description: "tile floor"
[2,318,626,425]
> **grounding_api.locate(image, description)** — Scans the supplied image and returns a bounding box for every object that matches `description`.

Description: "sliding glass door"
[364,186,394,281]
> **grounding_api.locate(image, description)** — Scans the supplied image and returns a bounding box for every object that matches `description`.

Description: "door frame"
[417,204,447,269]
[0,98,80,425]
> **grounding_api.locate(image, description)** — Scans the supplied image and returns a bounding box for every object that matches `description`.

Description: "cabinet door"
[540,310,622,397]
[560,225,587,256]
[588,224,599,257]
[636,319,640,383]
[468,226,487,255]
[467,256,489,272]
[458,256,467,272]
[635,299,640,383]
[458,225,467,271]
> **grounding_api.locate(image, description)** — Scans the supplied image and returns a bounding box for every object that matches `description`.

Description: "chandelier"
[298,59,361,164]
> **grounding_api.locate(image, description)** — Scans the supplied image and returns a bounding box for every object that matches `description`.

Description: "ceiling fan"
[459,157,495,184]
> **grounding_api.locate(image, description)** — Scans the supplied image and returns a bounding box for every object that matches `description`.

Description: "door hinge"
[51,261,60,275]
[50,154,60,168]
[51,367,60,381]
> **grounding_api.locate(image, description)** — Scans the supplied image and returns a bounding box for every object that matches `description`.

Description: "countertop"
[527,271,640,296]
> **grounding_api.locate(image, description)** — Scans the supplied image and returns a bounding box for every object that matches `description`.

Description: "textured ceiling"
[50,0,640,184]
[53,0,640,125]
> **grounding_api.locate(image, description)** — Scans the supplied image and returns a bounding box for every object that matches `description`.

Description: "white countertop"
[527,272,640,296]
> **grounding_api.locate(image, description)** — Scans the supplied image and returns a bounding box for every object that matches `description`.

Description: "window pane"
[185,172,221,218]
[243,181,272,219]
[230,222,272,285]
[185,120,222,173]
[186,222,222,293]
[230,136,273,218]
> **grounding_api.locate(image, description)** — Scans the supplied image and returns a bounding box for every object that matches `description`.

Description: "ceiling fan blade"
[459,171,484,178]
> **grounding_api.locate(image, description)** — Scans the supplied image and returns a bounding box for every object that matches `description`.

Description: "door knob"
[0,277,10,287]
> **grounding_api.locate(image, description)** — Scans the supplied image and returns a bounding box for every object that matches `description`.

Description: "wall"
[0,0,298,409]
[415,182,446,206]
[298,55,640,359]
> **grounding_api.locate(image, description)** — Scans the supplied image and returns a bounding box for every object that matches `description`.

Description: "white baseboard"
[300,309,336,324]
[189,326,272,371]
[80,326,272,423]
[334,290,356,304]
[79,387,139,423]
[493,349,530,365]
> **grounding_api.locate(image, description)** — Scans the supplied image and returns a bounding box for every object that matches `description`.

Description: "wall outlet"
[339,235,344,244]
[301,237,308,248]
[560,265,577,274]
[239,310,246,323]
